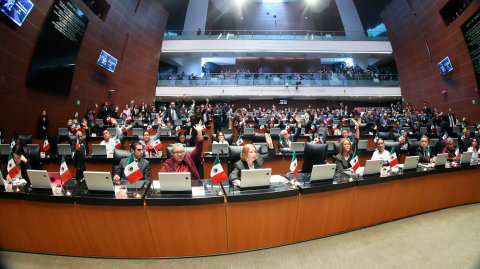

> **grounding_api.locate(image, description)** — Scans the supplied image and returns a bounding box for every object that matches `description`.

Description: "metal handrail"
[163,30,389,41]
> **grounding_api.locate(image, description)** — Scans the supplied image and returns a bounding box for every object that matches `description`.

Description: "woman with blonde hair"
[229,133,275,187]
[333,120,360,171]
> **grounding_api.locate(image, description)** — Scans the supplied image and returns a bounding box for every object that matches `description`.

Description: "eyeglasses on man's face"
[173,151,185,155]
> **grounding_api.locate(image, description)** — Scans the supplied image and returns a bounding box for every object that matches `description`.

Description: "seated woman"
[371,138,389,165]
[333,138,356,171]
[2,144,31,185]
[229,133,275,187]
[334,123,342,135]
[213,132,229,144]
[265,120,274,134]
[467,137,479,162]
[415,136,437,164]
[176,131,187,145]
[160,124,204,179]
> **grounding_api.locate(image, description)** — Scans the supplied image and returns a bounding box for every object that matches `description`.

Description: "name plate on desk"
[115,185,127,198]
[52,184,63,196]
[40,152,45,158]
[107,152,113,158]
[91,133,97,137]
[4,180,13,192]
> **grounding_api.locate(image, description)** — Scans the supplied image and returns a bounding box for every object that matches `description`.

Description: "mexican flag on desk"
[260,124,265,132]
[313,134,321,144]
[399,134,405,144]
[76,135,81,150]
[153,136,163,150]
[147,124,153,133]
[175,125,182,134]
[236,135,245,146]
[71,125,77,132]
[210,155,227,184]
[290,118,294,124]
[125,154,143,184]
[374,134,379,143]
[10,138,15,150]
[7,152,19,178]
[333,124,338,131]
[121,125,127,133]
[311,124,316,132]
[431,125,436,132]
[202,124,207,132]
[126,115,131,123]
[278,135,283,149]
[43,136,50,151]
[285,124,291,132]
[442,132,448,141]
[350,150,360,172]
[455,144,460,158]
[60,154,72,183]
[107,116,112,123]
[290,151,298,178]
[387,147,399,168]
[374,124,378,132]
[426,145,431,162]
[114,135,122,149]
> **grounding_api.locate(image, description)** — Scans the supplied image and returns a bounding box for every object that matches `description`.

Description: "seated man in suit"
[99,118,128,154]
[160,124,204,180]
[379,113,391,132]
[11,132,27,147]
[393,121,402,133]
[279,116,302,149]
[396,129,409,149]
[415,136,437,164]
[338,118,360,143]
[113,141,150,184]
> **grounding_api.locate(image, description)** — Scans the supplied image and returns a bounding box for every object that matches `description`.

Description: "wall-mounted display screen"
[461,7,480,93]
[279,100,288,105]
[0,0,34,26]
[438,56,453,76]
[27,0,88,94]
[97,50,118,73]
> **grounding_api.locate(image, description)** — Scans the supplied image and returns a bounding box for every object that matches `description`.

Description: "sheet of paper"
[270,175,288,183]
[115,185,127,198]
[355,167,365,175]
[152,180,160,190]
[192,186,205,197]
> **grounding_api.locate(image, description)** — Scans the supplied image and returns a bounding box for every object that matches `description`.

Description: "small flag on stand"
[387,147,399,168]
[43,137,50,151]
[153,136,163,151]
[290,151,298,179]
[60,154,72,183]
[114,135,122,149]
[7,152,19,178]
[236,135,245,146]
[350,150,360,172]
[210,155,228,184]
[125,154,143,184]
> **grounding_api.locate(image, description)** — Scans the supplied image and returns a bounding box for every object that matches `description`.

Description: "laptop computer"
[403,156,419,170]
[243,128,255,135]
[420,127,428,134]
[134,119,143,126]
[174,120,183,126]
[326,141,334,152]
[290,142,305,152]
[453,126,460,133]
[435,153,448,166]
[84,172,114,193]
[240,168,272,191]
[301,128,305,135]
[107,127,117,135]
[452,138,459,146]
[58,128,69,136]
[212,143,229,154]
[0,144,10,155]
[310,164,336,183]
[253,143,268,154]
[157,172,191,193]
[363,160,384,175]
[461,152,473,164]
[258,120,267,126]
[404,127,410,133]
[57,144,72,155]
[132,128,144,137]
[160,129,171,136]
[270,128,280,135]
[358,140,368,150]
[27,170,53,190]
[91,144,107,156]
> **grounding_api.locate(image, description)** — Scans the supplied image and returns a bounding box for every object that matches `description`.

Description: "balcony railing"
[157,73,400,87]
[163,30,389,41]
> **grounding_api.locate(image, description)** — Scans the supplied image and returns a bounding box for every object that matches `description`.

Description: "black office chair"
[24,146,42,170]
[68,135,88,154]
[460,138,472,152]
[211,134,234,145]
[112,149,131,176]
[407,141,421,156]
[301,143,328,174]
[252,134,266,144]
[393,133,400,142]
[378,132,391,141]
[227,145,262,174]
[167,147,204,179]
[384,141,400,155]
[333,142,341,156]
[435,141,446,155]
[19,134,32,145]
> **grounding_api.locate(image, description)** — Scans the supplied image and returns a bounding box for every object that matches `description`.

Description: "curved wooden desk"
[0,165,479,258]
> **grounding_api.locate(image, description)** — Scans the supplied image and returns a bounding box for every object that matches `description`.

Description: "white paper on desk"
[355,167,365,175]
[12,179,27,186]
[152,180,161,190]
[270,175,289,183]
[396,164,404,169]
[192,186,205,197]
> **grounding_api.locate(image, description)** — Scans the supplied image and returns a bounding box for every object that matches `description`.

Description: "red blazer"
[161,138,203,180]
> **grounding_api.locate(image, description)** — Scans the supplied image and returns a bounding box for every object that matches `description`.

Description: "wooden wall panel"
[0,0,168,141]
[381,0,480,122]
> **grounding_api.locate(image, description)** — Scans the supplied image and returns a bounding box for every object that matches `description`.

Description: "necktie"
[424,151,426,157]
[171,109,176,120]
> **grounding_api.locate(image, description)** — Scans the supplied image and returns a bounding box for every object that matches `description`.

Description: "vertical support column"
[335,0,365,38]
[183,0,209,34]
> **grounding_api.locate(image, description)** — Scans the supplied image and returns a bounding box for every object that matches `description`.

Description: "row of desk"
[1,164,479,258]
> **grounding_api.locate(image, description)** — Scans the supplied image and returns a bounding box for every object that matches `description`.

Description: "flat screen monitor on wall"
[438,56,453,76]
[27,0,89,94]
[0,0,34,26]
[279,100,288,105]
[97,50,118,73]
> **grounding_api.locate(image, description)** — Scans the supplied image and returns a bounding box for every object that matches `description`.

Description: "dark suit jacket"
[165,100,185,122]
[97,107,109,124]
[279,126,301,149]
[115,157,150,181]
[228,147,275,182]
[2,159,32,185]
[415,146,434,163]
[212,108,222,123]
[333,153,352,171]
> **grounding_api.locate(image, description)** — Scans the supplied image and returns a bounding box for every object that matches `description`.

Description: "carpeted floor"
[2,203,480,269]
